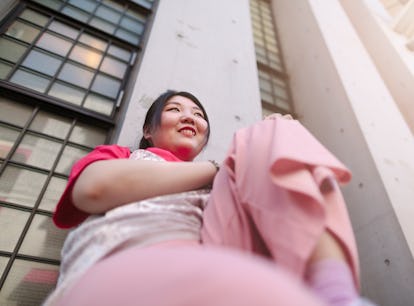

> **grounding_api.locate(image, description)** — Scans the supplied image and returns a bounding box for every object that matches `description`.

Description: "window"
[0,0,157,303]
[1,6,138,116]
[249,0,295,116]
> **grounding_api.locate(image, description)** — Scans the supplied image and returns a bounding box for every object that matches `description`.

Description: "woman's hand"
[264,113,294,120]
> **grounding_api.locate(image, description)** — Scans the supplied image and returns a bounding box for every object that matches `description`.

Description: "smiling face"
[144,95,209,161]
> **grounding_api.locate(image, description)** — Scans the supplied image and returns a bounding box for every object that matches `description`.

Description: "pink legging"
[58,241,324,306]
[56,118,358,305]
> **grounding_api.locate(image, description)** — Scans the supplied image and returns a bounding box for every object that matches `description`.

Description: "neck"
[146,147,184,161]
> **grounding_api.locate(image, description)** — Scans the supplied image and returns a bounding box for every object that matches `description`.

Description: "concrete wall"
[272,0,414,305]
[340,0,414,134]
[116,0,261,162]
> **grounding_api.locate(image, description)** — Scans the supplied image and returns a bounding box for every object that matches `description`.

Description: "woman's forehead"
[165,96,202,111]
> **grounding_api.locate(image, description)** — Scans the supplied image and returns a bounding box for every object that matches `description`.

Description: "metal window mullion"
[4,3,58,81]
[5,15,65,95]
[14,253,60,266]
[268,8,295,114]
[0,118,77,290]
[256,3,278,107]
[111,1,128,36]
[0,106,39,177]
[0,200,41,214]
[0,106,41,290]
[78,27,110,108]
[42,15,83,95]
[0,81,116,128]
[45,23,90,107]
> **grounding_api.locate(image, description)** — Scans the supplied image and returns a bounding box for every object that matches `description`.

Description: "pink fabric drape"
[202,118,359,288]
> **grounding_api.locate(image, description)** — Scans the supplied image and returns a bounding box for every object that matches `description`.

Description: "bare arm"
[72,159,217,214]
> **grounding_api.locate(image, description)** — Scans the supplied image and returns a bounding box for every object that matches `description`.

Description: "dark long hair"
[139,90,210,149]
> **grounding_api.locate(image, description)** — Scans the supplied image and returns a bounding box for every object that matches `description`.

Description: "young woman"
[44,90,373,306]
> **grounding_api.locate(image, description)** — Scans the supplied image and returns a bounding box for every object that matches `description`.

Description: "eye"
[166,107,180,112]
[194,111,205,118]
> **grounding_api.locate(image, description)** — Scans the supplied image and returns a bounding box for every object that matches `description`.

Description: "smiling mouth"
[179,128,196,136]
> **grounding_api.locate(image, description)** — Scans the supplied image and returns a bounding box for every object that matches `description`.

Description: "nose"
[180,113,195,125]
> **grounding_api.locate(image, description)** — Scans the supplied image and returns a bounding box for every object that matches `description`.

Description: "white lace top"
[44,149,210,305]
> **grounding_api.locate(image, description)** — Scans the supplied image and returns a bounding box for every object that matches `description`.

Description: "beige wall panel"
[340,0,414,134]
[116,0,262,162]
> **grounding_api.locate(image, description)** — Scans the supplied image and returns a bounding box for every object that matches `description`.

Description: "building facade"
[0,0,413,305]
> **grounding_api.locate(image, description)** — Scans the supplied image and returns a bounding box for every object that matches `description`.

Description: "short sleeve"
[53,145,131,228]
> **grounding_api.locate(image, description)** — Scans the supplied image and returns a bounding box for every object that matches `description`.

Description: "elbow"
[72,179,106,214]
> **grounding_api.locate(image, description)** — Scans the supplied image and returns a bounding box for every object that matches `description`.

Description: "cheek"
[198,123,209,144]
[198,121,209,136]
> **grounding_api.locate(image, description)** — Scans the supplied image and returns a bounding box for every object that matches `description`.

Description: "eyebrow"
[165,101,202,112]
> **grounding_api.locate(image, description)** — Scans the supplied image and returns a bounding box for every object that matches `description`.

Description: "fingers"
[264,113,294,121]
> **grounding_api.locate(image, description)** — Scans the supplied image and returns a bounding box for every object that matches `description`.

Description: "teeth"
[180,129,195,136]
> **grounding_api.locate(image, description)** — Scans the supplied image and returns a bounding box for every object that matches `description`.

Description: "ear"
[143,126,152,140]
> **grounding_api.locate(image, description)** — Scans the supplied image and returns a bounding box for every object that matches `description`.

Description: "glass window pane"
[55,145,90,175]
[115,28,139,45]
[120,17,144,34]
[5,21,41,44]
[0,38,27,63]
[0,125,20,159]
[0,97,33,127]
[38,176,67,211]
[131,0,152,9]
[10,69,50,93]
[257,55,268,66]
[0,259,59,306]
[11,134,62,170]
[0,166,47,207]
[70,122,106,147]
[20,9,49,27]
[22,49,62,76]
[20,214,68,260]
[79,33,107,51]
[48,82,85,106]
[126,10,146,23]
[270,60,282,71]
[89,17,116,34]
[84,94,114,115]
[259,69,270,81]
[91,74,120,99]
[58,62,94,89]
[0,61,13,79]
[274,98,289,110]
[100,56,127,78]
[259,79,272,93]
[108,44,131,61]
[0,207,29,252]
[69,45,102,69]
[102,0,124,12]
[36,32,73,57]
[261,90,273,103]
[132,0,152,9]
[30,111,72,139]
[273,84,288,100]
[68,0,98,13]
[49,20,79,39]
[61,5,90,23]
[31,0,62,10]
[96,5,121,24]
